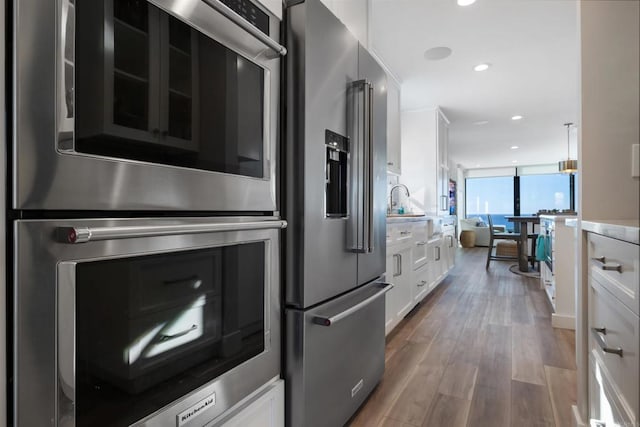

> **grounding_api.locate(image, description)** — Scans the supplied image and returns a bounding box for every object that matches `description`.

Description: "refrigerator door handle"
[362,83,375,253]
[347,79,371,253]
[312,282,393,326]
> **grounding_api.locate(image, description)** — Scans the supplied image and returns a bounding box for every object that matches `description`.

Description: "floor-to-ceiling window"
[520,173,571,215]
[465,176,515,230]
[465,167,575,232]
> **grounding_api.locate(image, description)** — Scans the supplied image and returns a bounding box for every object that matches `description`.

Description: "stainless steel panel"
[356,44,387,285]
[284,0,359,308]
[0,0,6,422]
[14,217,282,426]
[285,281,388,427]
[14,0,280,211]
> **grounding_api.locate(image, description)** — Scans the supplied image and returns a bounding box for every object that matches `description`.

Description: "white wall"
[579,0,640,221]
[319,0,369,47]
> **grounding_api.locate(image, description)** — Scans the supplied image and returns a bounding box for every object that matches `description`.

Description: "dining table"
[505,215,540,272]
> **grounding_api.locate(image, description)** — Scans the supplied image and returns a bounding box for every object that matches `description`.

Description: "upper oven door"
[14,216,284,427]
[13,0,284,212]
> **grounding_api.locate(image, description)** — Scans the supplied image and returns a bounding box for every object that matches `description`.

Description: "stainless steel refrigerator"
[284,1,391,425]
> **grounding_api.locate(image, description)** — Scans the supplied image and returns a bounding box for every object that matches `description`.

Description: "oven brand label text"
[177,393,216,426]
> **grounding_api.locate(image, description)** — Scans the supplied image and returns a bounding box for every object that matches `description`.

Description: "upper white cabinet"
[401,107,450,215]
[386,78,401,174]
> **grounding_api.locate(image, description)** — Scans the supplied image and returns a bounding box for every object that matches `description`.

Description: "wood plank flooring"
[348,248,577,427]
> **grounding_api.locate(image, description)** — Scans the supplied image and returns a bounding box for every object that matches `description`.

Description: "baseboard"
[572,405,587,427]
[551,313,576,330]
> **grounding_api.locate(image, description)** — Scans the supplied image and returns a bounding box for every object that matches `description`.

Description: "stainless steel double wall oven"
[11,0,285,426]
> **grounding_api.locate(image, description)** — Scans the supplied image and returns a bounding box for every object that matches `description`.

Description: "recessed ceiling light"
[511,145,519,150]
[473,63,490,72]
[424,46,452,61]
[473,120,489,125]
[511,115,523,120]
[457,0,476,6]
[475,164,481,168]
[512,160,518,163]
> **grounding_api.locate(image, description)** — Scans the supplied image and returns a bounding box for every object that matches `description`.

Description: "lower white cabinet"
[584,224,639,427]
[385,219,455,335]
[208,379,284,427]
[539,216,576,329]
[385,244,413,334]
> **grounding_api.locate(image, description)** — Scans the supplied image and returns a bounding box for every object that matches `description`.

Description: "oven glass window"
[75,242,265,426]
[74,0,265,178]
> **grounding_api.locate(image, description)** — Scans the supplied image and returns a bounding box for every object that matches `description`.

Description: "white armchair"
[459,217,506,247]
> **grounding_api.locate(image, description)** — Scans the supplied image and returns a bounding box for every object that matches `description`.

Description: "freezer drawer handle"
[591,327,623,357]
[201,0,287,58]
[312,283,393,326]
[59,220,288,243]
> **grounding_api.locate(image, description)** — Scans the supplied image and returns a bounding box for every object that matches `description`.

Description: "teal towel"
[535,235,546,261]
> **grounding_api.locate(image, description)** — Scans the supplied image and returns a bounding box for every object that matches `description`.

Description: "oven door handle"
[312,282,392,326]
[202,0,287,58]
[59,220,288,243]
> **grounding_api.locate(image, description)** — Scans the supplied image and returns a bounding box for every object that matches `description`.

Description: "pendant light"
[558,122,578,174]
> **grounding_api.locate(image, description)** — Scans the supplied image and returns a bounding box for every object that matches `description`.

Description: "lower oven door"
[13,217,284,427]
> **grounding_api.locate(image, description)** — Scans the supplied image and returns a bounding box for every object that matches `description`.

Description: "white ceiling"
[370,0,580,170]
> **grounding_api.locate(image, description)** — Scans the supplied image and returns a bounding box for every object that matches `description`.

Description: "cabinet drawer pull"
[400,231,411,236]
[160,324,198,342]
[591,327,623,357]
[416,241,427,246]
[387,162,394,166]
[435,246,441,261]
[601,264,622,273]
[592,256,606,264]
[417,280,427,287]
[392,254,401,277]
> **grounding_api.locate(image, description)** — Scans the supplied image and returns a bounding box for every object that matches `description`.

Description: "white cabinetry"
[539,216,576,330]
[208,380,284,427]
[385,218,454,335]
[401,107,449,215]
[385,222,414,334]
[585,228,639,427]
[386,79,401,175]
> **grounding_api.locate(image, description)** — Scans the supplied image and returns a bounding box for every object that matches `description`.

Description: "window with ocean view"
[520,173,571,215]
[465,172,574,231]
[465,176,514,231]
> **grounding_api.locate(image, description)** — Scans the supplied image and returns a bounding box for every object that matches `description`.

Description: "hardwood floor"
[348,248,577,427]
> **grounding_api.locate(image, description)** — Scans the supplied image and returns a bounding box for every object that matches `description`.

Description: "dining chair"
[485,214,520,269]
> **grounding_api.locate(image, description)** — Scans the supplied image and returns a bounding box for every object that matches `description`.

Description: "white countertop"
[566,218,640,245]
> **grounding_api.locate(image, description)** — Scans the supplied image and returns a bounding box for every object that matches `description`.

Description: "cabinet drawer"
[589,277,639,420]
[589,353,636,427]
[387,223,413,247]
[588,232,639,315]
[132,252,220,315]
[412,237,428,270]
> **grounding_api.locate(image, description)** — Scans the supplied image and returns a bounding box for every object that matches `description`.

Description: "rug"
[509,264,540,278]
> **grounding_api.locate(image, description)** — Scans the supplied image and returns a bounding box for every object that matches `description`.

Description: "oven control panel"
[219,0,270,35]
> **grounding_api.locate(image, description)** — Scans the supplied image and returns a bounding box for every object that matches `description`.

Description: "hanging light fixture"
[558,122,578,173]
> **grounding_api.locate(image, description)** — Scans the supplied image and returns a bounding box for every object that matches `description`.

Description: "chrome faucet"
[389,184,410,213]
